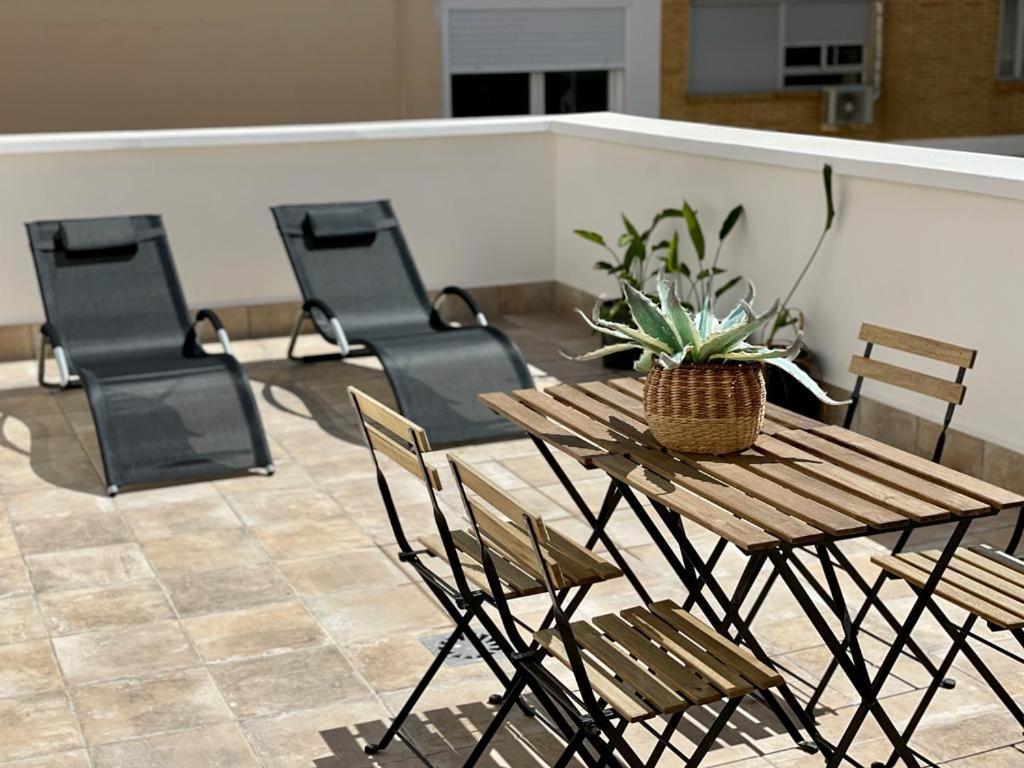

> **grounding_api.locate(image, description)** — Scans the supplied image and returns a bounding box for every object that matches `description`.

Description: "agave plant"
[570,277,846,405]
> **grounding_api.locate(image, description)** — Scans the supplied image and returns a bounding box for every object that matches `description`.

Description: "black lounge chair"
[271,200,534,445]
[27,214,274,496]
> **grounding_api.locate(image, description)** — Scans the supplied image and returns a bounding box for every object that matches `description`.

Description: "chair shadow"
[314,692,807,767]
[0,385,108,495]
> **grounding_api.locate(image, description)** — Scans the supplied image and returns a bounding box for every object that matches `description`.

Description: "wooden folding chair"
[348,388,620,764]
[448,454,783,768]
[867,511,1024,768]
[803,322,981,711]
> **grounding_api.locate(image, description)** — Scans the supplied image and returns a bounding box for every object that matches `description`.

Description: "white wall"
[0,121,555,320]
[552,116,1024,454]
[2,112,1023,453]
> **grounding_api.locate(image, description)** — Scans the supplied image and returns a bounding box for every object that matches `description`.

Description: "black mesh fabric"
[272,201,534,444]
[26,214,272,489]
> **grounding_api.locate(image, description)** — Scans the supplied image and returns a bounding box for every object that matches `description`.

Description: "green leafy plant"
[764,163,836,346]
[574,202,744,322]
[569,277,847,405]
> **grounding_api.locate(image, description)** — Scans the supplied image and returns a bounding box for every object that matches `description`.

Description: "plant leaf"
[664,283,701,354]
[715,275,743,298]
[823,163,835,231]
[710,333,803,362]
[657,348,692,370]
[593,260,617,272]
[623,284,678,351]
[719,205,744,240]
[765,356,850,405]
[634,349,654,374]
[561,343,640,362]
[696,295,713,340]
[720,281,756,330]
[622,214,639,238]
[682,202,705,261]
[574,230,606,246]
[576,308,673,353]
[696,301,779,361]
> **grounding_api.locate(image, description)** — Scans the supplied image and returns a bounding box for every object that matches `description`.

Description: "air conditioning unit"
[823,85,874,126]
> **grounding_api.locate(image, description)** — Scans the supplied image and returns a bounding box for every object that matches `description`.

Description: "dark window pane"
[784,72,861,87]
[545,71,609,114]
[785,46,821,67]
[830,45,863,65]
[1000,0,1020,78]
[451,73,530,117]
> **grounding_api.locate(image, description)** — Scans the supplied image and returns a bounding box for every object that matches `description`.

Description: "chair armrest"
[302,298,350,356]
[432,286,488,328]
[39,323,71,388]
[187,308,234,356]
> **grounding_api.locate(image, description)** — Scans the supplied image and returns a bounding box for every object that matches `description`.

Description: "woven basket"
[643,362,766,454]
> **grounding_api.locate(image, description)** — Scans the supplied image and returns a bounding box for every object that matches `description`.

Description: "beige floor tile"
[3,489,114,528]
[224,486,346,526]
[0,595,46,645]
[142,529,267,577]
[346,633,499,695]
[0,749,91,768]
[39,580,173,636]
[162,563,295,617]
[0,557,30,599]
[308,583,449,646]
[72,667,233,746]
[91,722,258,767]
[52,620,197,684]
[251,517,372,560]
[121,495,241,541]
[275,548,410,596]
[241,697,398,768]
[0,690,82,762]
[209,645,367,719]
[0,514,16,560]
[0,639,62,697]
[12,509,133,555]
[25,543,152,593]
[183,601,326,663]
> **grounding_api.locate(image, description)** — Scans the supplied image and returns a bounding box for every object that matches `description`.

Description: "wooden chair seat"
[873,546,1024,629]
[534,600,784,722]
[418,522,620,600]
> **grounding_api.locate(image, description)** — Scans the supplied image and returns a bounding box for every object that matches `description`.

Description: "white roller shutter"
[448,8,627,74]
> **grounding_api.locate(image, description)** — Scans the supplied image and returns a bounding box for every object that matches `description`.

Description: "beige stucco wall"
[0,0,443,133]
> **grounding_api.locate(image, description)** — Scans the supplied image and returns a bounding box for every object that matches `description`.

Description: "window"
[451,70,616,118]
[451,74,530,117]
[783,44,865,88]
[1000,0,1024,79]
[689,0,871,94]
[445,6,626,117]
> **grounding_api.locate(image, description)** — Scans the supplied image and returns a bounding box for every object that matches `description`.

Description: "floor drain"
[418,627,502,667]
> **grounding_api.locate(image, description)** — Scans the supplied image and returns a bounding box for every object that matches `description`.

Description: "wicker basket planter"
[643,362,766,454]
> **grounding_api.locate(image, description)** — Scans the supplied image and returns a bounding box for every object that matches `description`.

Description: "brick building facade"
[661,0,1024,141]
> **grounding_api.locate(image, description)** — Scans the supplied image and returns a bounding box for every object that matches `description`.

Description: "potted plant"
[574,203,744,369]
[569,277,846,454]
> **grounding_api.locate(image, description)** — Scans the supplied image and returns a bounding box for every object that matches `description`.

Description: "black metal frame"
[453,462,755,768]
[866,512,1024,768]
[348,393,529,765]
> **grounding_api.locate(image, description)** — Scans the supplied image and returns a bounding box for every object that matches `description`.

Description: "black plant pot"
[765,347,824,419]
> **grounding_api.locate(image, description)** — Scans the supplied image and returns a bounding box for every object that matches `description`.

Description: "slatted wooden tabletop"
[481,378,1024,554]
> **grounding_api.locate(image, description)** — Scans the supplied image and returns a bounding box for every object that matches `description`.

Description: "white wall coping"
[3,112,1024,202]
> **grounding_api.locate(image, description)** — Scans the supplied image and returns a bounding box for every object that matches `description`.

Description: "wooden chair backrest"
[449,454,566,589]
[348,387,441,491]
[849,323,977,406]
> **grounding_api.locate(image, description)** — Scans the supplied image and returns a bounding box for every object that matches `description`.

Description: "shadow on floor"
[316,694,806,767]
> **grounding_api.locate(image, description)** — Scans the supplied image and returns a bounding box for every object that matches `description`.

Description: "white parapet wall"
[0,113,1022,453]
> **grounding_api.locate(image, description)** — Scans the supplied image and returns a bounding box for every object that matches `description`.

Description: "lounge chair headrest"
[58,218,138,253]
[304,208,379,242]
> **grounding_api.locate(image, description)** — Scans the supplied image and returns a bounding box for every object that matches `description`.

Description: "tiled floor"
[0,313,1021,768]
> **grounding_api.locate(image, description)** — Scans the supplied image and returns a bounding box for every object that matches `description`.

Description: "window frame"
[998,0,1024,80]
[782,41,866,90]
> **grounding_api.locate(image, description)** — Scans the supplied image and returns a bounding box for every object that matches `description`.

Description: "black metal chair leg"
[687,697,742,767]
[461,675,528,768]
[366,613,473,754]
